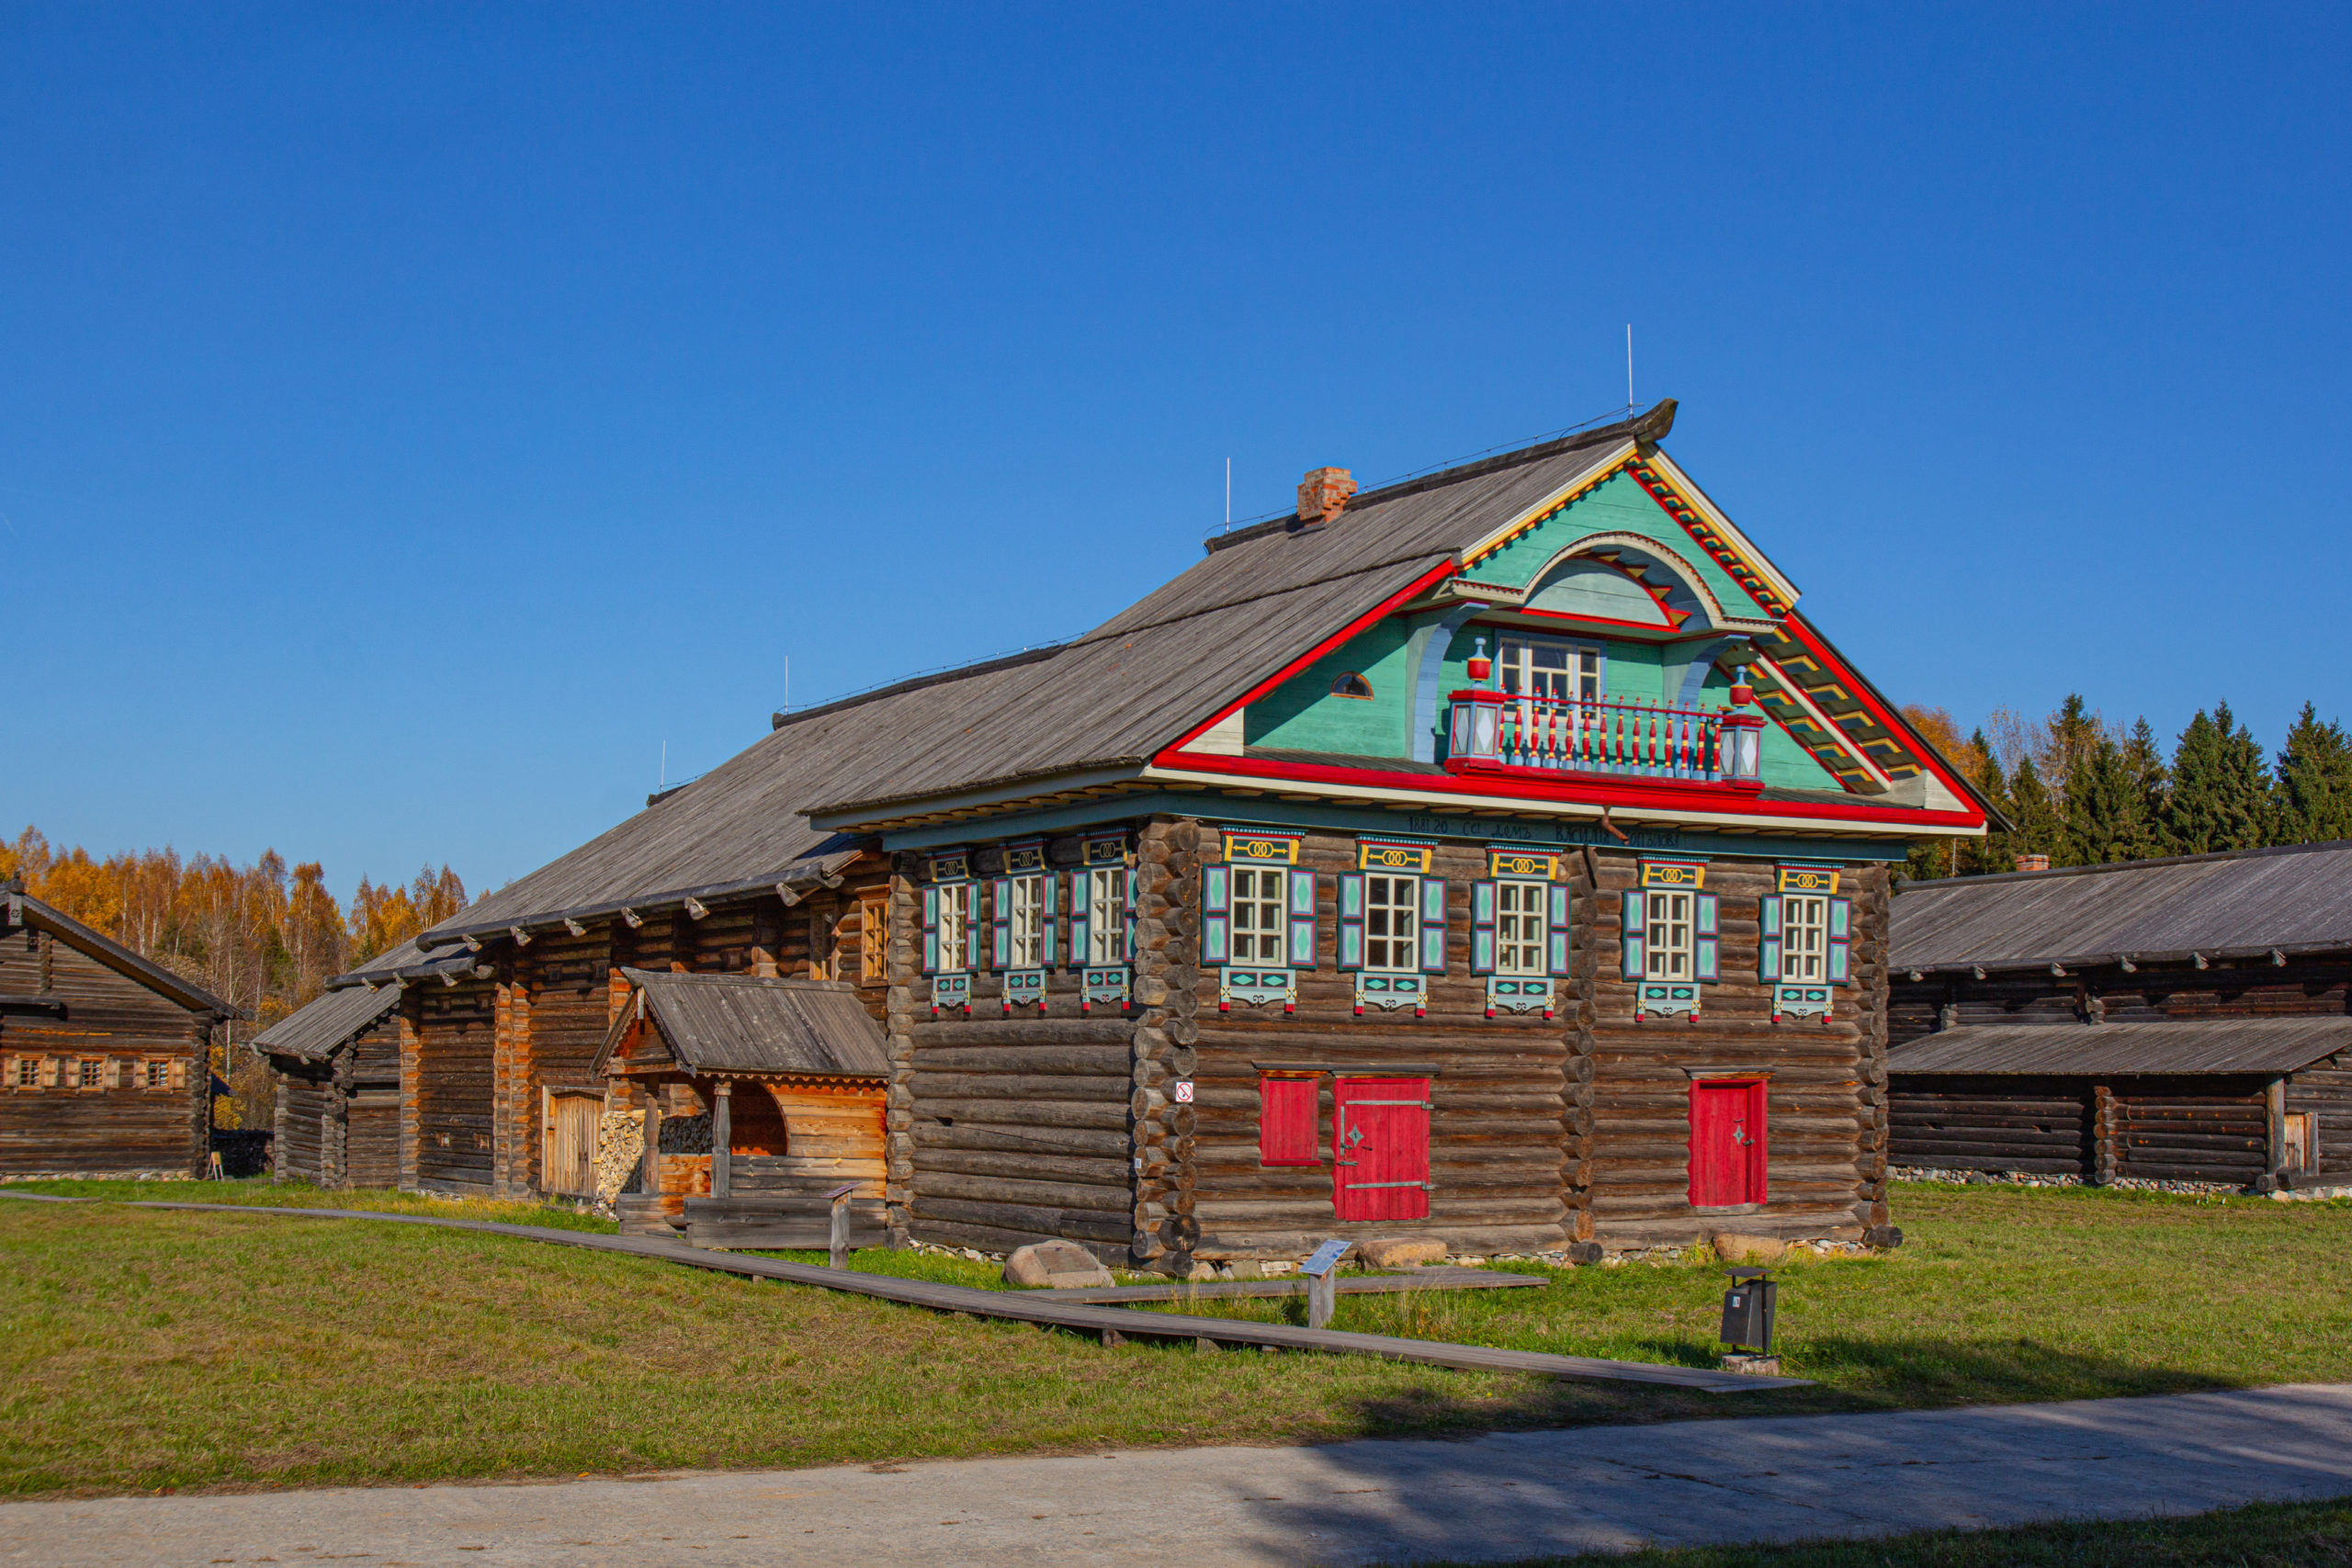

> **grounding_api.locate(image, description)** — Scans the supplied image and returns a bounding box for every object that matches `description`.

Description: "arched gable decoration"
[1520,533,1730,634]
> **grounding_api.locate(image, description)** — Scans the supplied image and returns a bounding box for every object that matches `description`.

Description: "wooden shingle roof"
[1891,840,2352,974]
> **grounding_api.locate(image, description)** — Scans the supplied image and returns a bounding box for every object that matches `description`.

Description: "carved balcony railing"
[1444,690,1766,788]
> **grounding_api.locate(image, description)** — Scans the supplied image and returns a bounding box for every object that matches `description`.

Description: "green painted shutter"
[1470,881,1497,975]
[1123,866,1139,962]
[1827,897,1852,984]
[989,877,1012,970]
[1040,874,1059,967]
[1758,894,1782,982]
[1620,888,1645,980]
[1419,878,1447,973]
[1695,892,1720,982]
[1287,870,1318,969]
[1202,865,1230,964]
[1067,871,1090,971]
[1337,873,1364,970]
[1547,882,1571,976]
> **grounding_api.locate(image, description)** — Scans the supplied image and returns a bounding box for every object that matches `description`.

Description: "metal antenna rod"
[1626,323,1634,410]
[1225,457,1231,525]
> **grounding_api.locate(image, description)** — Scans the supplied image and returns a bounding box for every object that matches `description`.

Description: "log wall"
[0,928,211,1177]
[1584,852,1889,1247]
[2285,1051,2352,1183]
[1887,1074,2096,1176]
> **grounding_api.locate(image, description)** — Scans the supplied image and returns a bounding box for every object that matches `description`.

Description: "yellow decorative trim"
[1779,865,1839,894]
[1223,830,1302,864]
[1489,850,1562,880]
[1641,860,1706,889]
[1357,840,1435,873]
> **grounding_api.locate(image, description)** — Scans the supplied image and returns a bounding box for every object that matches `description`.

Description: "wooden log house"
[303,400,1991,1264]
[0,877,245,1179]
[1889,841,2352,1191]
[252,943,417,1189]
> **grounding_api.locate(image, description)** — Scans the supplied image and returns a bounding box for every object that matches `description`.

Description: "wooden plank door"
[1689,1077,1768,1207]
[1332,1077,1430,1222]
[546,1093,600,1197]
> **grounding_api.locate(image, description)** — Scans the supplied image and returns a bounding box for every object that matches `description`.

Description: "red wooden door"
[1333,1077,1430,1221]
[1689,1078,1768,1207]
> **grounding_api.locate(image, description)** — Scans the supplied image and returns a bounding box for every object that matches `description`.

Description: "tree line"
[1898,699,2352,881]
[1,828,466,1126]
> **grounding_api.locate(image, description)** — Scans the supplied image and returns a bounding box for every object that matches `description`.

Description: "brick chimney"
[1295,467,1357,526]
[2014,853,2051,874]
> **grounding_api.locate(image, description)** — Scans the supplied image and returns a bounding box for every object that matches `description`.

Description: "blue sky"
[6,4,2346,898]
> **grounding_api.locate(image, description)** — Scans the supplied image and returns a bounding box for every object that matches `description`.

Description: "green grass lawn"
[1448,1497,2352,1568]
[3,1179,2350,1498]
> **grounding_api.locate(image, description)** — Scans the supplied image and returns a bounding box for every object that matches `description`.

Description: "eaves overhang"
[804,761,1152,834]
[1141,754,1985,839]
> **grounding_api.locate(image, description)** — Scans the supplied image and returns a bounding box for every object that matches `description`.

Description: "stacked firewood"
[593,1109,647,1204]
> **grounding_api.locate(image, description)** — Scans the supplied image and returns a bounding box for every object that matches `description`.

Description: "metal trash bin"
[1719,1266,1776,1352]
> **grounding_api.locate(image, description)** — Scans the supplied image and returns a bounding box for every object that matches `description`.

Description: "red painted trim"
[1628,463,1784,618]
[1146,747,1985,829]
[1481,604,1679,636]
[1167,558,1460,750]
[1775,613,1984,814]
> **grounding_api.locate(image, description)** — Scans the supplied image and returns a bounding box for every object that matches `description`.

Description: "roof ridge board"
[1899,838,2352,895]
[1202,402,1675,556]
[1906,936,2352,974]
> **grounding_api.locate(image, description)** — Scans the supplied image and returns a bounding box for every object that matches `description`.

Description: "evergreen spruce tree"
[2273,702,2352,844]
[2064,732,2150,864]
[2164,702,2272,853]
[2007,753,2064,868]
[2122,716,2171,855]
[1964,729,2015,875]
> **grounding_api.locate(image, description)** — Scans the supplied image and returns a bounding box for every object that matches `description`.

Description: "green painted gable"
[1247,611,1854,794]
[1464,469,1771,624]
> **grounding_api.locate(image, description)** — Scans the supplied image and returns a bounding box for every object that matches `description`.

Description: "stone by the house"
[1357,1236,1448,1269]
[1710,1233,1788,1265]
[1002,1239,1116,1289]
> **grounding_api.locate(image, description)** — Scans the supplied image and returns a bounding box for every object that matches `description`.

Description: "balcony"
[1444,689,1767,788]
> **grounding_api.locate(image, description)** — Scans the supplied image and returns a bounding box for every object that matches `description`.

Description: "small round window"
[1331,672,1374,699]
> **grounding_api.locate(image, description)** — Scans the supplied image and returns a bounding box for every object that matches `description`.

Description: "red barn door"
[1333,1077,1430,1221]
[1689,1077,1768,1207]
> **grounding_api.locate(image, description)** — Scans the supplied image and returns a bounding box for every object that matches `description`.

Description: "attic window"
[1332,672,1374,700]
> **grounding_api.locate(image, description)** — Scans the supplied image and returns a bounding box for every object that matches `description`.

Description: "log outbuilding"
[299,400,1995,1263]
[1888,841,2352,1191]
[0,878,244,1179]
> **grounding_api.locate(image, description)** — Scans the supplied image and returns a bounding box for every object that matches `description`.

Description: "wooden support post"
[1302,1236,1346,1331]
[640,1102,661,1195]
[1308,1269,1336,1331]
[2267,1078,2289,1182]
[712,1083,732,1201]
[827,1180,860,1270]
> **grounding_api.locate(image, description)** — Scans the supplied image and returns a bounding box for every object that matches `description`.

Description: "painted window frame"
[1077,864,1131,966]
[1225,861,1295,967]
[924,879,973,975]
[856,891,891,985]
[1491,879,1550,976]
[1497,635,1606,703]
[1330,671,1374,700]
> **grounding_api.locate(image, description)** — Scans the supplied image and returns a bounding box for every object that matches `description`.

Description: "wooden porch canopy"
[594,968,890,1082]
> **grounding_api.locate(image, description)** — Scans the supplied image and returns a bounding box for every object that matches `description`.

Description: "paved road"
[8,1384,2352,1567]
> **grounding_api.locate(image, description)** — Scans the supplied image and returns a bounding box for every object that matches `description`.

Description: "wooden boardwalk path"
[0,1193,1806,1392]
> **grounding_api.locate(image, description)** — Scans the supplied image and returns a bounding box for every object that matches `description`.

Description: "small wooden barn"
[252,947,415,1189]
[1888,841,2352,1191]
[594,968,890,1230]
[0,878,244,1179]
